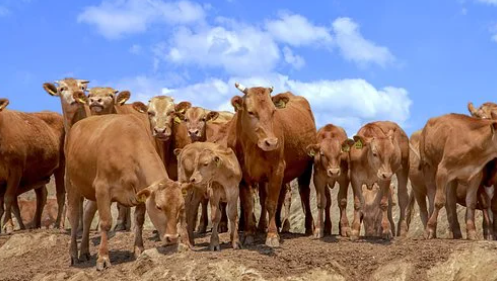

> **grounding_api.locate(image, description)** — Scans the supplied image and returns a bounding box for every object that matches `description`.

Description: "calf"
[0,99,65,233]
[307,124,351,238]
[176,142,242,250]
[229,84,316,247]
[419,113,497,240]
[345,121,409,240]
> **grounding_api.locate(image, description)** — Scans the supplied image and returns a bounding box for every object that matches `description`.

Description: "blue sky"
[1,0,497,135]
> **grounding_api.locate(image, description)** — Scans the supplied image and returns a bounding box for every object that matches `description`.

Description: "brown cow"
[228,83,316,247]
[419,113,497,240]
[175,142,242,250]
[345,121,409,240]
[306,124,351,238]
[0,99,65,233]
[64,113,172,270]
[362,183,395,237]
[468,102,497,119]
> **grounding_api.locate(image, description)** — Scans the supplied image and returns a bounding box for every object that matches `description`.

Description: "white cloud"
[129,44,142,54]
[332,17,396,67]
[122,73,411,135]
[0,6,10,17]
[282,47,305,69]
[265,12,333,47]
[493,34,497,42]
[475,0,497,5]
[77,0,206,39]
[162,23,281,76]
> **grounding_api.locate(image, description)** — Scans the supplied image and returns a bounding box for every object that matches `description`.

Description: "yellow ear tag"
[342,145,350,153]
[308,150,316,157]
[77,97,87,104]
[181,188,188,197]
[275,100,286,109]
[355,139,363,150]
[137,194,147,203]
[174,116,182,124]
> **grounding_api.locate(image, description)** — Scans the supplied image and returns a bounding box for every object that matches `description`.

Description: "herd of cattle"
[0,78,496,270]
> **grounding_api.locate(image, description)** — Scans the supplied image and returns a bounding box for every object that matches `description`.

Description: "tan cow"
[175,142,242,250]
[0,99,65,233]
[64,113,172,270]
[345,121,409,240]
[227,83,316,247]
[362,183,396,237]
[468,102,497,119]
[419,113,497,240]
[306,124,352,238]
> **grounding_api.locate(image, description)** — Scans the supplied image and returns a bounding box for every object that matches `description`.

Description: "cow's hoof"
[313,228,324,239]
[114,224,127,232]
[218,223,228,233]
[70,256,80,266]
[382,231,392,241]
[79,252,91,262]
[197,224,208,234]
[341,227,351,237]
[304,228,313,236]
[424,228,436,240]
[485,234,493,241]
[133,246,144,258]
[243,235,255,245]
[3,224,14,235]
[96,256,111,271]
[210,243,221,251]
[265,235,280,248]
[232,241,242,249]
[281,220,291,233]
[467,230,477,241]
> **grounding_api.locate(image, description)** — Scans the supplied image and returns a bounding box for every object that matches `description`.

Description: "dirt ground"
[1,179,497,281]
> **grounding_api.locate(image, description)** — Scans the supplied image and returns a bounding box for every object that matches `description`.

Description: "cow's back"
[274,93,316,182]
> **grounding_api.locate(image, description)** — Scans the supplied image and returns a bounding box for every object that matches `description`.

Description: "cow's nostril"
[97,98,102,103]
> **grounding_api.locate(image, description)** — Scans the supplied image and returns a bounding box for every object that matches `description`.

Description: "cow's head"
[136,179,190,248]
[307,138,354,178]
[361,183,395,237]
[232,83,284,151]
[0,99,9,112]
[468,102,497,120]
[132,96,191,141]
[176,107,219,142]
[175,145,229,186]
[85,87,130,115]
[43,78,89,108]
[351,131,399,181]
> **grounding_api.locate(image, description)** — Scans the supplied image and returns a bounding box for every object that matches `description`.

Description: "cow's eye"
[155,205,162,211]
[81,86,86,91]
[148,111,155,117]
[373,152,378,157]
[60,87,66,92]
[248,111,255,116]
[184,118,189,122]
[201,117,206,122]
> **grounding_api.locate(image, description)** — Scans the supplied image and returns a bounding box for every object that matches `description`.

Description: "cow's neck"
[61,103,90,133]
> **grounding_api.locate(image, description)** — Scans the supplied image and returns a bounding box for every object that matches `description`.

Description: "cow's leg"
[80,200,97,262]
[209,193,222,251]
[11,198,25,230]
[379,182,393,240]
[258,183,268,233]
[324,186,332,236]
[0,195,4,231]
[218,202,228,233]
[53,164,65,229]
[281,183,292,233]
[446,183,462,239]
[3,172,21,234]
[313,175,327,239]
[186,190,202,246]
[95,185,113,271]
[413,186,429,229]
[338,177,350,237]
[492,193,497,240]
[265,163,285,248]
[396,168,409,237]
[113,204,128,232]
[388,191,395,236]
[465,177,481,240]
[227,187,241,249]
[34,186,48,229]
[78,198,84,233]
[240,183,256,244]
[298,164,314,235]
[478,187,493,240]
[275,183,285,230]
[425,166,449,239]
[350,176,362,241]
[133,203,146,258]
[67,180,82,265]
[197,196,209,234]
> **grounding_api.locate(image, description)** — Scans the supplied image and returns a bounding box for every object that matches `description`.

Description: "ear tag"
[275,100,286,109]
[308,150,316,157]
[174,116,182,124]
[181,188,188,197]
[342,145,350,153]
[77,97,87,104]
[355,139,363,150]
[137,194,147,203]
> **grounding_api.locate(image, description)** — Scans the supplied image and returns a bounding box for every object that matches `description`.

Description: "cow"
[345,121,409,240]
[0,99,65,233]
[64,112,176,270]
[15,197,59,229]
[361,183,396,238]
[227,83,316,247]
[175,106,234,234]
[419,113,497,240]
[175,142,242,250]
[306,124,351,238]
[468,102,497,119]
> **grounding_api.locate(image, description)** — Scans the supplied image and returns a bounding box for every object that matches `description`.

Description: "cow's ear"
[306,144,319,157]
[341,139,355,153]
[468,102,478,117]
[132,102,148,114]
[353,136,366,150]
[231,96,243,112]
[0,99,9,111]
[206,111,219,122]
[73,92,88,104]
[116,91,131,105]
[272,94,289,109]
[136,188,152,204]
[174,148,183,158]
[214,155,221,167]
[180,182,193,197]
[175,102,192,114]
[43,83,59,96]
